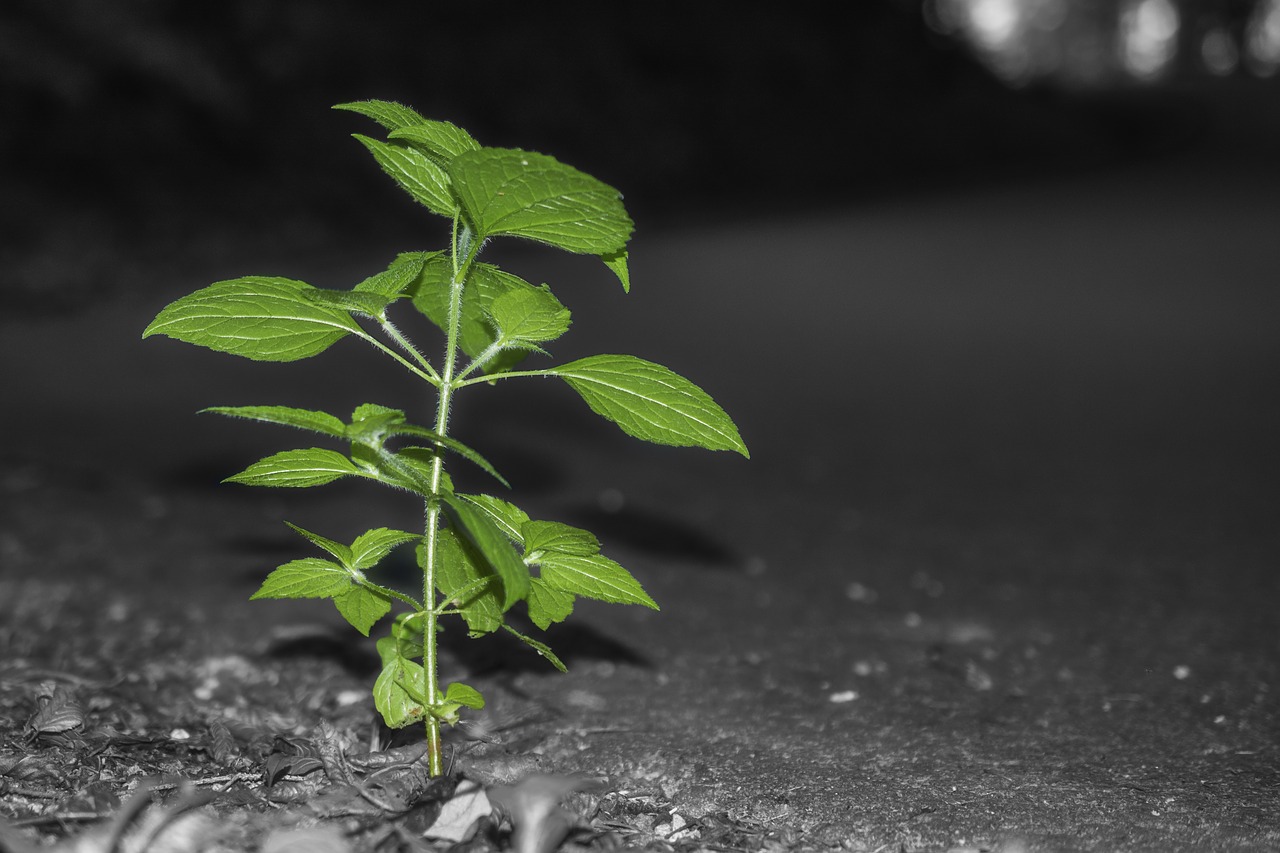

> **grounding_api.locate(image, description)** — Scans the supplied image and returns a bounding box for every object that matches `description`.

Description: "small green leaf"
[412,257,536,359]
[443,682,485,710]
[285,521,353,565]
[350,528,420,570]
[303,288,393,318]
[143,278,362,362]
[526,578,575,630]
[455,494,529,543]
[434,529,503,635]
[449,148,633,254]
[347,404,407,445]
[442,494,530,610]
[251,558,351,600]
[382,618,423,662]
[202,405,347,438]
[551,355,749,457]
[354,252,434,298]
[373,654,427,728]
[334,99,429,132]
[224,448,363,488]
[354,134,457,218]
[388,121,481,164]
[601,249,630,293]
[522,521,599,557]
[334,586,392,636]
[501,625,567,673]
[488,286,571,347]
[539,553,658,609]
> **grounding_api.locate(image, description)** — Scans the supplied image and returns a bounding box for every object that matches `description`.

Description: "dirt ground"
[2,152,1279,852]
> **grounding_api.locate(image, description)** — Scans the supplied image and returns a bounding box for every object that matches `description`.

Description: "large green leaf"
[143,278,361,361]
[251,558,351,600]
[203,405,347,438]
[442,494,530,609]
[353,134,457,219]
[388,121,481,164]
[521,521,599,557]
[224,448,363,488]
[449,148,632,254]
[539,553,658,609]
[433,529,503,635]
[455,494,529,543]
[550,355,749,457]
[333,100,429,132]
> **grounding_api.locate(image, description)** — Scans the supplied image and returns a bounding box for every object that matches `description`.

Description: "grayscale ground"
[2,140,1278,852]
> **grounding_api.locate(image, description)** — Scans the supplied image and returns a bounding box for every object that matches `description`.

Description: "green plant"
[143,100,748,776]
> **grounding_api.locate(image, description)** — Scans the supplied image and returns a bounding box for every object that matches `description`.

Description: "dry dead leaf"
[423,780,490,843]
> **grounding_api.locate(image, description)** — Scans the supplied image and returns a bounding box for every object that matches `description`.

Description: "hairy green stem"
[355,329,440,386]
[378,318,441,384]
[420,221,481,776]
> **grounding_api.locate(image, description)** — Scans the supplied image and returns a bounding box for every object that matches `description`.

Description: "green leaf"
[388,121,481,164]
[202,405,347,438]
[354,252,434,298]
[442,494,530,610]
[412,257,537,359]
[551,355,749,457]
[143,277,362,362]
[350,528,420,571]
[285,522,353,565]
[388,423,509,488]
[455,494,529,543]
[251,558,351,600]
[539,553,658,609]
[443,682,485,710]
[224,448,363,488]
[601,249,630,293]
[488,286,571,347]
[353,134,457,219]
[334,99,429,132]
[449,148,633,254]
[522,521,599,557]
[526,578,575,630]
[433,529,503,635]
[382,617,423,662]
[501,625,568,673]
[373,652,427,728]
[334,586,392,636]
[348,403,406,439]
[303,288,393,318]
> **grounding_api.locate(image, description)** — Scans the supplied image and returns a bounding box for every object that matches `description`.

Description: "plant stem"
[419,221,480,776]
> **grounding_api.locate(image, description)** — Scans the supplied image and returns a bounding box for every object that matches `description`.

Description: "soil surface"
[3,152,1279,852]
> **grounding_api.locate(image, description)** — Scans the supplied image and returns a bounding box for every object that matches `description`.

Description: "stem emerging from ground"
[420,221,479,776]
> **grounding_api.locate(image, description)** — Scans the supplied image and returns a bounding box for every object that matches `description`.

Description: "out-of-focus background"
[3,0,1278,315]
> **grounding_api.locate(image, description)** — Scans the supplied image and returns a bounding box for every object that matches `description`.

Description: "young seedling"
[143,100,748,776]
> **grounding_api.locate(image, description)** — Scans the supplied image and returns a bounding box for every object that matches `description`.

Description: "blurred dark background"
[2,0,1278,315]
